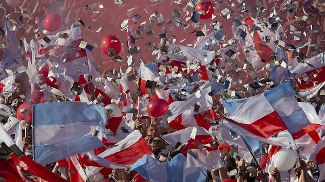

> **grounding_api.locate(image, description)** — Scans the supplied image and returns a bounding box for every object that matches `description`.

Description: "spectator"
[151,137,167,162]
[270,168,281,182]
[6,93,22,112]
[144,135,153,146]
[145,124,158,138]
[22,136,33,158]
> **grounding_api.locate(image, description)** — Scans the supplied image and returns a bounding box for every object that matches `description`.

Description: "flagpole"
[32,107,35,160]
[240,134,264,175]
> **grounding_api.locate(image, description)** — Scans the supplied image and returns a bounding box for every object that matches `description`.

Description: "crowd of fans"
[0,90,320,182]
[1,0,325,181]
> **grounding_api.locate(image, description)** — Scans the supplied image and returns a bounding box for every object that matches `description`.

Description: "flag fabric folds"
[0,124,67,182]
[0,158,24,182]
[232,17,276,67]
[223,82,319,140]
[185,149,223,171]
[157,44,215,66]
[311,136,325,181]
[289,53,325,98]
[96,130,153,166]
[32,102,107,164]
[162,127,213,148]
[131,154,168,182]
[0,75,16,94]
[131,153,207,182]
[219,123,260,163]
[68,155,88,182]
[263,82,317,138]
[37,25,91,80]
[10,153,68,182]
[2,21,24,74]
[105,116,133,143]
[167,87,213,130]
[4,116,23,150]
[224,93,287,138]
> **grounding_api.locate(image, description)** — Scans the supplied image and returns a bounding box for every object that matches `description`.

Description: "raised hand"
[296,157,308,171]
[306,160,315,171]
[237,158,245,171]
[271,167,281,182]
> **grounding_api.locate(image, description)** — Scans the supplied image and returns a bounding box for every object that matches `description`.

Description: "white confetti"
[179,38,186,43]
[96,27,102,32]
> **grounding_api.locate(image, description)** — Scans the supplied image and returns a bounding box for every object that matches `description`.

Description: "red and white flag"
[223,93,287,139]
[141,44,214,84]
[311,136,325,181]
[167,87,213,131]
[288,52,325,99]
[96,130,153,166]
[136,62,181,102]
[0,75,16,93]
[0,157,24,182]
[119,74,134,107]
[37,25,91,81]
[162,127,214,147]
[169,108,216,131]
[137,62,160,97]
[10,153,68,182]
[294,102,324,160]
[0,124,67,182]
[85,55,120,101]
[232,17,277,67]
[218,123,255,163]
[294,124,324,160]
[83,131,152,175]
[68,155,88,182]
[105,116,133,143]
[76,74,113,106]
[23,38,32,61]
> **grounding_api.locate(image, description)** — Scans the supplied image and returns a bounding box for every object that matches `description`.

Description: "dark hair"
[243,172,257,182]
[249,163,259,169]
[227,156,237,172]
[7,94,21,105]
[0,118,8,125]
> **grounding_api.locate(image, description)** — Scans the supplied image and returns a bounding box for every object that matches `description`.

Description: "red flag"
[68,156,86,182]
[0,158,24,182]
[10,153,67,182]
[86,130,153,171]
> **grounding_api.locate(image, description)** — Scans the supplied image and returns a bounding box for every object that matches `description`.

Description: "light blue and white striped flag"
[33,102,107,164]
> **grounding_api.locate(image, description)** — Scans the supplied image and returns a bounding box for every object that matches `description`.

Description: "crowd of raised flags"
[1,0,325,182]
